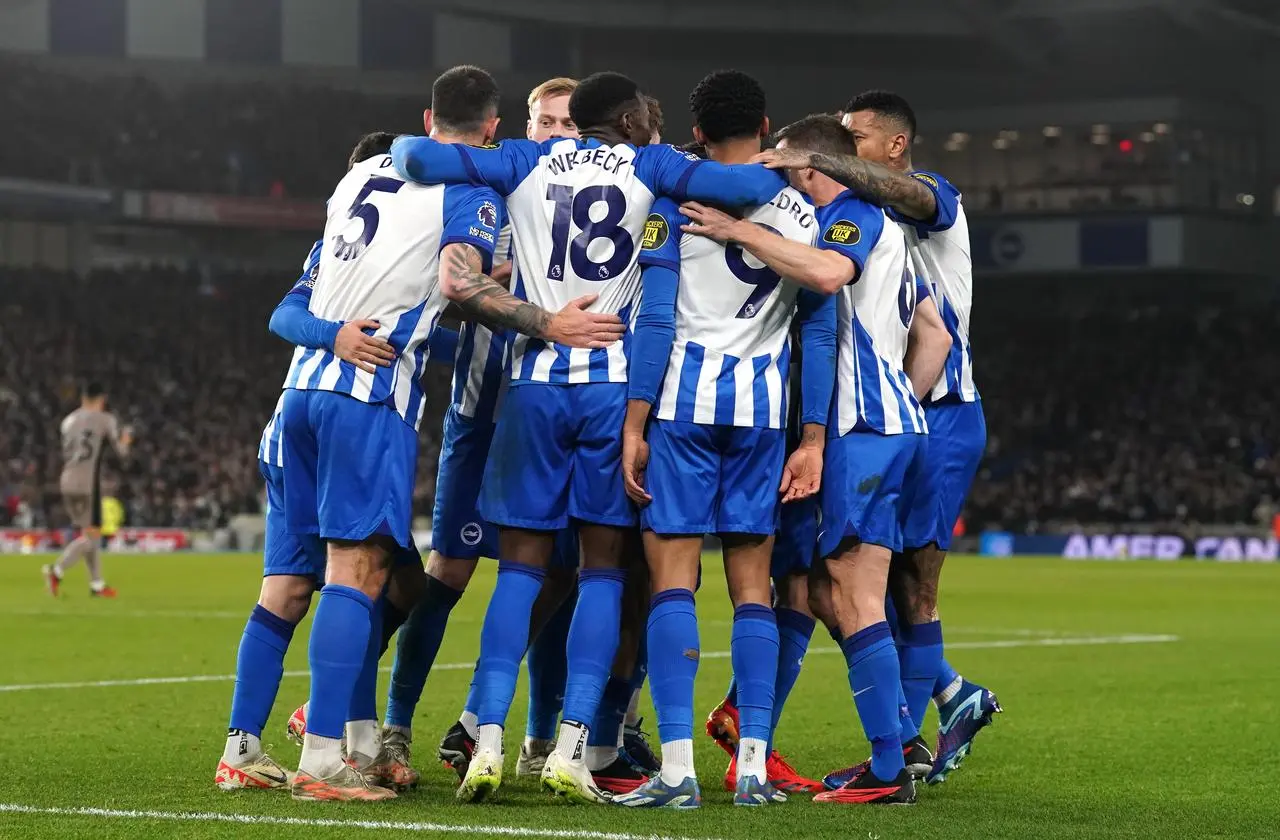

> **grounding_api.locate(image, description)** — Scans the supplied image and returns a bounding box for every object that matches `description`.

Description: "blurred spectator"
[0,267,448,529]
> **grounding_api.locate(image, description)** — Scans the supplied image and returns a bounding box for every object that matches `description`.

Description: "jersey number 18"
[545,184,634,282]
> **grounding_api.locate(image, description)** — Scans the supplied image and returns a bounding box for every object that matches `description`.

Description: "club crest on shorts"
[460,522,483,547]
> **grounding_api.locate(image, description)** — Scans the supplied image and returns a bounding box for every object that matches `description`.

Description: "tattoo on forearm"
[801,425,822,446]
[807,153,936,220]
[444,246,551,338]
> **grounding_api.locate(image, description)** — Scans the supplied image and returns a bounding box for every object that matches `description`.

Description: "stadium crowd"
[3,269,1277,533]
[0,266,449,530]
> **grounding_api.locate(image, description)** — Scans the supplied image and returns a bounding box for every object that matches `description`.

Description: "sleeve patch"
[641,213,670,250]
[822,220,861,246]
[912,172,940,189]
[477,200,499,229]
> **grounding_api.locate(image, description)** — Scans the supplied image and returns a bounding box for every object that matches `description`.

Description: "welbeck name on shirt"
[546,147,631,177]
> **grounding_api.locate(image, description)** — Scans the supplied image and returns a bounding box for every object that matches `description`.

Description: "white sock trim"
[737,737,768,784]
[221,730,261,766]
[659,738,695,785]
[553,721,589,762]
[459,711,479,740]
[935,675,964,706]
[477,723,504,755]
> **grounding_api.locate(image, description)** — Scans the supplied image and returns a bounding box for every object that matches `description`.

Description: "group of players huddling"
[210,65,1002,809]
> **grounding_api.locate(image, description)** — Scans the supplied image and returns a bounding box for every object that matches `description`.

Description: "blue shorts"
[432,406,499,559]
[642,420,785,536]
[280,389,418,551]
[771,497,818,578]
[817,432,927,559]
[260,460,326,580]
[479,383,636,530]
[903,400,986,551]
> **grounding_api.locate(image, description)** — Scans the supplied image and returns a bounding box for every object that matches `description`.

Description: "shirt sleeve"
[885,170,961,233]
[269,293,342,351]
[795,289,837,426]
[627,264,679,405]
[636,144,787,206]
[441,185,506,274]
[283,239,323,300]
[817,197,886,282]
[636,197,684,272]
[391,136,538,196]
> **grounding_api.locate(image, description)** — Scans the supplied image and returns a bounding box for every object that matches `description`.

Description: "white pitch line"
[5,608,244,619]
[0,634,1178,694]
[0,803,719,840]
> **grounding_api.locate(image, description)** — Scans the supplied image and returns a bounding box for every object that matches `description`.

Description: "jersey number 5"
[334,176,404,261]
[545,184,634,281]
[726,224,782,319]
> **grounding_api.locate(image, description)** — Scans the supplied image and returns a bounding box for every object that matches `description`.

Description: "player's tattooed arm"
[440,244,624,348]
[753,148,937,222]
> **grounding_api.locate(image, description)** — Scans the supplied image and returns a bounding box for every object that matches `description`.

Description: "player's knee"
[425,551,478,590]
[325,539,394,598]
[258,575,316,623]
[777,573,812,615]
[386,561,428,611]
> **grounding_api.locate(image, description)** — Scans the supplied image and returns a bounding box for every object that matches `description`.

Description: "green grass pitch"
[1,553,1276,840]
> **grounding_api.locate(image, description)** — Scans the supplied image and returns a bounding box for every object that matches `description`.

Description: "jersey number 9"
[545,184,634,281]
[726,225,782,319]
[333,176,404,262]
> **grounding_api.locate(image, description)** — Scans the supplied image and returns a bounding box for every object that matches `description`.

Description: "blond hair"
[527,77,578,111]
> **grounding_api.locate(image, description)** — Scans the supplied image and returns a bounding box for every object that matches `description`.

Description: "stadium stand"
[3,269,1276,533]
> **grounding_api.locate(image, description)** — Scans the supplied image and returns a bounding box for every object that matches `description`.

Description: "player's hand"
[750,147,816,171]
[779,443,823,503]
[679,202,743,244]
[546,295,626,349]
[119,427,135,448]
[622,432,652,506]
[335,319,397,374]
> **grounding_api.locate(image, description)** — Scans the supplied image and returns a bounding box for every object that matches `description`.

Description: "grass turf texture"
[1,553,1276,840]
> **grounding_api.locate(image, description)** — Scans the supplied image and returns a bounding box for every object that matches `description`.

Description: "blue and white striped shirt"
[888,170,978,404]
[390,134,789,388]
[282,154,504,429]
[819,192,928,437]
[635,191,835,429]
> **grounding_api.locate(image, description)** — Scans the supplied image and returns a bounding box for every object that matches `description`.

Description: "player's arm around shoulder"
[438,242,624,349]
[678,197,855,295]
[391,136,539,195]
[754,147,942,227]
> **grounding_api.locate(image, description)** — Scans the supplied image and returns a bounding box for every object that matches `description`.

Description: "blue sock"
[385,576,463,729]
[770,607,816,745]
[228,604,296,736]
[589,675,634,748]
[525,593,574,740]
[897,678,920,742]
[646,588,698,744]
[475,560,546,727]
[626,632,648,716]
[463,663,480,716]
[347,597,384,724]
[307,584,374,740]
[561,568,625,726]
[934,658,960,698]
[724,677,738,707]
[840,622,905,782]
[731,603,779,743]
[899,620,944,731]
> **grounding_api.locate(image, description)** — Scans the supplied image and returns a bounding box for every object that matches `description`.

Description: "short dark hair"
[569,72,642,131]
[774,114,857,157]
[83,382,105,399]
[843,89,917,141]
[431,65,501,133]
[677,141,707,159]
[348,132,396,169]
[689,70,766,143]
